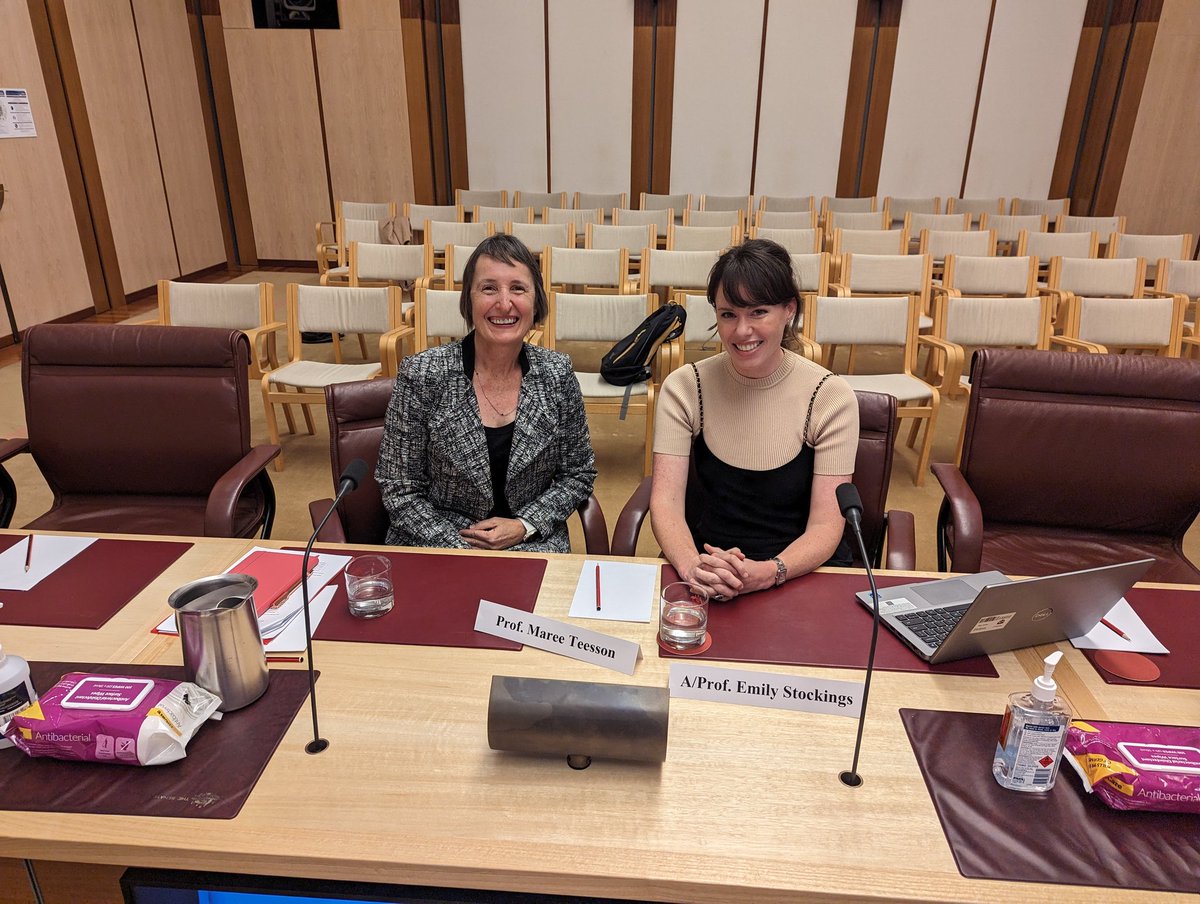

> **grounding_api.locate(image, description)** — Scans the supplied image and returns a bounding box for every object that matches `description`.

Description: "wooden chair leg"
[913,400,939,487]
[282,401,297,435]
[905,412,922,448]
[331,333,344,364]
[260,378,285,472]
[643,387,657,477]
[357,332,369,358]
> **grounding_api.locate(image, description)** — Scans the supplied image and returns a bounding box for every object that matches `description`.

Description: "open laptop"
[855,558,1154,664]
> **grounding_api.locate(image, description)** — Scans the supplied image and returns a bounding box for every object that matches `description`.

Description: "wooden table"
[0,532,1195,903]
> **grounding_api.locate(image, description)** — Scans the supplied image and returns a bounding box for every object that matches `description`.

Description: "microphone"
[836,482,880,788]
[297,458,368,754]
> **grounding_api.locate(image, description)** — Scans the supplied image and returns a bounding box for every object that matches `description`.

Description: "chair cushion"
[574,372,649,398]
[268,361,382,389]
[840,373,932,402]
[25,495,266,539]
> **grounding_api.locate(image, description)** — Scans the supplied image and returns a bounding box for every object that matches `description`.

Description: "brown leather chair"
[0,324,279,537]
[309,378,610,554]
[610,390,917,568]
[933,348,1200,583]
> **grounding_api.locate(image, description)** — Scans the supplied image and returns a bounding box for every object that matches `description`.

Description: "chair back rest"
[833,228,908,256]
[1010,197,1069,217]
[323,377,394,544]
[1156,258,1200,299]
[22,324,253,496]
[808,295,914,348]
[477,205,532,226]
[1069,296,1183,352]
[790,252,830,294]
[1021,230,1097,260]
[980,213,1047,243]
[905,212,969,234]
[667,224,739,252]
[341,217,383,246]
[414,287,470,349]
[937,295,1050,348]
[1108,233,1195,266]
[683,208,743,229]
[341,200,394,221]
[751,226,821,254]
[888,196,941,226]
[587,222,656,251]
[549,292,654,344]
[944,255,1037,296]
[351,242,426,283]
[674,292,717,343]
[842,253,931,295]
[615,208,672,232]
[457,189,507,208]
[828,210,888,231]
[640,248,720,292]
[575,191,627,210]
[404,202,460,225]
[822,196,877,214]
[159,280,265,330]
[513,190,567,210]
[946,197,1004,219]
[1057,214,1125,235]
[959,348,1200,534]
[1051,256,1144,297]
[546,247,627,288]
[755,209,818,229]
[921,229,996,260]
[425,220,492,252]
[851,390,897,562]
[700,194,751,214]
[506,222,574,252]
[640,192,692,214]
[293,284,396,336]
[546,207,602,229]
[444,244,483,286]
[759,195,815,213]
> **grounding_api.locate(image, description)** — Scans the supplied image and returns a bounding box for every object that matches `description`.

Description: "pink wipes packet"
[1064,719,1200,814]
[1,672,220,766]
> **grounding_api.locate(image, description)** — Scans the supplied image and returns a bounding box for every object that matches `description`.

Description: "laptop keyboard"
[895,604,973,648]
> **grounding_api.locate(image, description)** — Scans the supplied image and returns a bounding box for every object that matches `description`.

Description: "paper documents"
[0,535,95,591]
[568,560,657,622]
[154,547,351,646]
[1070,597,1169,654]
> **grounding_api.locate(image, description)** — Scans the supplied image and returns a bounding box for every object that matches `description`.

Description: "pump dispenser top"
[1032,651,1062,702]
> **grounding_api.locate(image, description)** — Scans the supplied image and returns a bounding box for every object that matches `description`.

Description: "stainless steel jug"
[168,574,269,712]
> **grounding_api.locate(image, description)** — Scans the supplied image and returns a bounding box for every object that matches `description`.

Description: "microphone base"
[839,770,863,788]
[305,738,330,755]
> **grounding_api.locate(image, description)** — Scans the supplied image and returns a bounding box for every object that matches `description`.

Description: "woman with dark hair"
[650,238,858,598]
[377,234,596,552]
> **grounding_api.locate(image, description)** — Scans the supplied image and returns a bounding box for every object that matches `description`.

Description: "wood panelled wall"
[3,0,1196,338]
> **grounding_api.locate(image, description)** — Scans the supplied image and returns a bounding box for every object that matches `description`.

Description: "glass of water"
[659,582,709,651]
[344,555,394,618]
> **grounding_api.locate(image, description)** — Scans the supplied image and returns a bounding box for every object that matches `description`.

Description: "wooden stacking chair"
[666,224,740,252]
[887,197,941,229]
[750,226,822,254]
[156,280,283,380]
[945,197,1005,225]
[544,246,632,296]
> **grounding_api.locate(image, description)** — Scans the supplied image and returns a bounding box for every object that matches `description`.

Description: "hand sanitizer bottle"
[993,650,1072,792]
[0,643,37,751]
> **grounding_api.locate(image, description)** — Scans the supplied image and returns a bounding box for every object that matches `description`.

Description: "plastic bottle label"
[0,682,33,723]
[1002,720,1065,787]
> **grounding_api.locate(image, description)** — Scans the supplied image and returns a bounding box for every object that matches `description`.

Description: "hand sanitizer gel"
[993,650,1071,792]
[0,643,37,751]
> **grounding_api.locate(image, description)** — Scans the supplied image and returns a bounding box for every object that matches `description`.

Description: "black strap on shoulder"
[803,372,835,446]
[691,363,704,433]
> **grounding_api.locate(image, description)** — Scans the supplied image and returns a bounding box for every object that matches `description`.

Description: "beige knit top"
[654,350,859,475]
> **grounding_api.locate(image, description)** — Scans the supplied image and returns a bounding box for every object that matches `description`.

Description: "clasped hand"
[460,517,525,550]
[687,544,775,600]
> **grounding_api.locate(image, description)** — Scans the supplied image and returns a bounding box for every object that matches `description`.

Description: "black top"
[462,331,530,519]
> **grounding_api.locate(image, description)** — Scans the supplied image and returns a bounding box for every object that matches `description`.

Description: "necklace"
[474,371,518,417]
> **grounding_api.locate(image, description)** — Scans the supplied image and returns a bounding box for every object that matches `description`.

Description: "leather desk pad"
[1082,585,1200,689]
[300,548,546,650]
[0,535,191,629]
[0,662,312,819]
[658,567,997,678]
[901,708,1200,892]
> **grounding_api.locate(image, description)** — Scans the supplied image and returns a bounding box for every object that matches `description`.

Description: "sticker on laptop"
[969,612,1016,634]
[875,597,917,613]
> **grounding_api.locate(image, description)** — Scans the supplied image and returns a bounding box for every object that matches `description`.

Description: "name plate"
[670,662,864,719]
[474,600,641,675]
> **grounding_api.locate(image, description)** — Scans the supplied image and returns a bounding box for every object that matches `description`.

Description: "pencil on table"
[1100,617,1131,642]
[23,535,33,573]
[595,564,601,611]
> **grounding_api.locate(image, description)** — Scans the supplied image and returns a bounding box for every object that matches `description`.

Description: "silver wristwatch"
[770,556,787,587]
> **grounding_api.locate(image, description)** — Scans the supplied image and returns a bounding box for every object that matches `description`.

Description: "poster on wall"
[0,89,36,139]
[252,0,339,29]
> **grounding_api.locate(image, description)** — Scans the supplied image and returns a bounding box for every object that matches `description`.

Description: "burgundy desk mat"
[658,566,997,678]
[0,535,191,629]
[900,708,1200,893]
[291,547,547,650]
[1082,585,1200,689]
[0,662,313,819]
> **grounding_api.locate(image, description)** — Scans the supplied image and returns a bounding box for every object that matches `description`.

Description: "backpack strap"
[803,373,835,446]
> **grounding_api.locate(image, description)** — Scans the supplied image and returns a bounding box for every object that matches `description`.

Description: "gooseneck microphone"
[836,482,880,788]
[299,458,368,754]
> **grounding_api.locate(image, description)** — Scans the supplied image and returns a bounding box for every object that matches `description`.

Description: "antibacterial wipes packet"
[1064,719,1200,814]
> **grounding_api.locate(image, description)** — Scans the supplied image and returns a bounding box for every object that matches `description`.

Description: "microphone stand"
[299,461,366,754]
[838,485,880,788]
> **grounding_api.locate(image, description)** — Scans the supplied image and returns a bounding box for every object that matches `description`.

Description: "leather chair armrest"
[611,475,653,557]
[930,462,983,572]
[308,498,348,543]
[204,444,282,537]
[0,437,31,463]
[883,509,916,571]
[576,493,609,556]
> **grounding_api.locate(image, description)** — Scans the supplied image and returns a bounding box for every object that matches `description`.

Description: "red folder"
[230,550,318,617]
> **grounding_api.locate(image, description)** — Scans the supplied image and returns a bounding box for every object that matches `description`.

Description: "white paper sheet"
[1069,597,1169,654]
[0,535,96,591]
[263,585,337,653]
[567,560,657,623]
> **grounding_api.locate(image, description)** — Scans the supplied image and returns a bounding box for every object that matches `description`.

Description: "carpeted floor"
[3,268,1195,572]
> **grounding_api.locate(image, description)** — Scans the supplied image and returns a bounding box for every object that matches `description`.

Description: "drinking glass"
[659,582,709,650]
[344,555,394,618]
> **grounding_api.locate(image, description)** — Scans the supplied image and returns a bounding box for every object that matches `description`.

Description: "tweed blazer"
[376,336,597,552]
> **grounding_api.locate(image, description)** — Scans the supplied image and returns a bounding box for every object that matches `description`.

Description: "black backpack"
[599,303,686,418]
